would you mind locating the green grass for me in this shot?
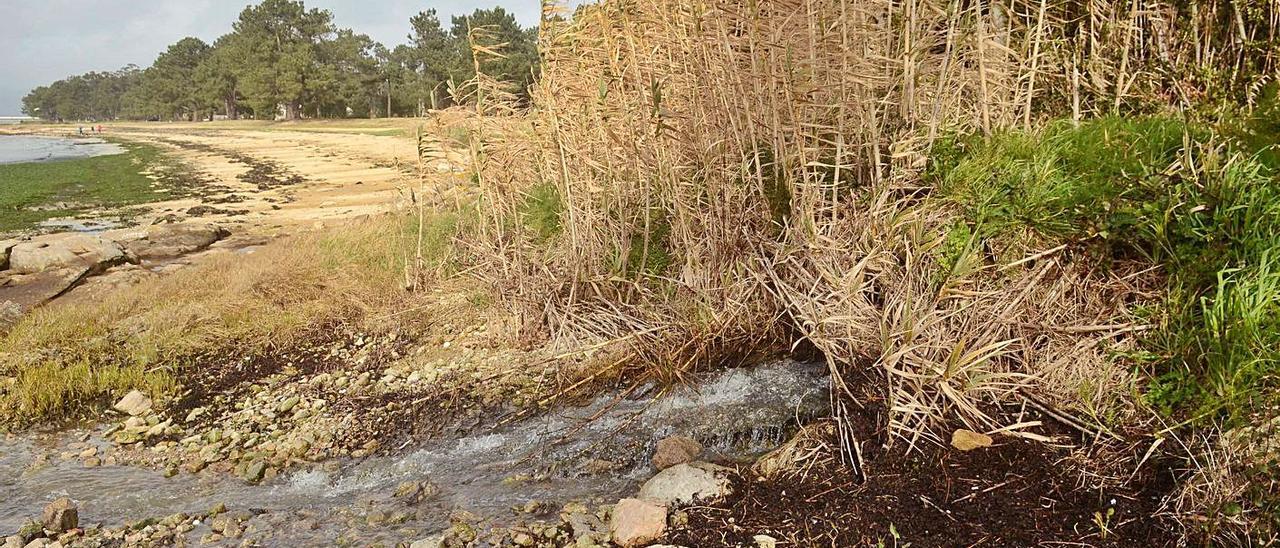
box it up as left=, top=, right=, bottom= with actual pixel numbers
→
left=929, top=116, right=1280, bottom=426
left=0, top=141, right=175, bottom=234
left=931, top=115, right=1280, bottom=533
left=518, top=183, right=563, bottom=241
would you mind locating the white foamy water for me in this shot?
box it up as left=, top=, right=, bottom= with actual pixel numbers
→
left=0, top=135, right=124, bottom=165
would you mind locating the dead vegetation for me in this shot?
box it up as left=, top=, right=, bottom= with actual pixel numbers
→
left=422, top=0, right=1280, bottom=541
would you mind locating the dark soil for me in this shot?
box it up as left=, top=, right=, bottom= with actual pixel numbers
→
left=664, top=367, right=1183, bottom=547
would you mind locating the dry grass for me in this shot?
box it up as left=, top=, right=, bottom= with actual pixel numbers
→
left=0, top=215, right=439, bottom=425
left=444, top=0, right=1280, bottom=440
left=417, top=0, right=1280, bottom=538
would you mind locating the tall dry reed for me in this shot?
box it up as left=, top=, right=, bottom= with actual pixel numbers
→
left=437, top=0, right=1278, bottom=446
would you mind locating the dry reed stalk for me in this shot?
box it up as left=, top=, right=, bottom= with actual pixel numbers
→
left=427, top=0, right=1279, bottom=448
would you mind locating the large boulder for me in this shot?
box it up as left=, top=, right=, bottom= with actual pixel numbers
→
left=122, top=223, right=229, bottom=261
left=652, top=436, right=702, bottom=470
left=7, top=234, right=128, bottom=274
left=638, top=462, right=734, bottom=506
left=41, top=497, right=78, bottom=533
left=609, top=498, right=667, bottom=547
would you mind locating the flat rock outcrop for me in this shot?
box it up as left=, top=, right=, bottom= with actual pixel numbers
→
left=7, top=233, right=128, bottom=274
left=122, top=223, right=230, bottom=261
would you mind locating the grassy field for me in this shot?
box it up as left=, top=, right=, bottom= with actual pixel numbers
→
left=0, top=140, right=174, bottom=234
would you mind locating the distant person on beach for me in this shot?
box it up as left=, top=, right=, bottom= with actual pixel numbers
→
left=77, top=126, right=84, bottom=135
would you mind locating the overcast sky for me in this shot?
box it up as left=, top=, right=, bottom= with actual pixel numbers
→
left=0, top=0, right=540, bottom=115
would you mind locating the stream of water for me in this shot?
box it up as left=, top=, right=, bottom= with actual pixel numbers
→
left=0, top=361, right=829, bottom=545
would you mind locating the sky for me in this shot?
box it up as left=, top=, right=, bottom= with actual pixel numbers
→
left=0, top=0, right=541, bottom=115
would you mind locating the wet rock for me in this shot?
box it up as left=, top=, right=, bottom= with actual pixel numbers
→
left=42, top=497, right=78, bottom=533
left=112, top=390, right=153, bottom=416
left=951, top=429, right=993, bottom=451
left=638, top=462, right=734, bottom=506
left=7, top=234, right=128, bottom=274
left=652, top=436, right=702, bottom=470
left=15, top=522, right=42, bottom=544
left=609, top=498, right=667, bottom=547
left=393, top=480, right=439, bottom=504
left=240, top=460, right=268, bottom=483
left=122, top=223, right=229, bottom=261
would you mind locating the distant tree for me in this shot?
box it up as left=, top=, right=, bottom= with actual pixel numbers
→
left=449, top=7, right=539, bottom=102
left=311, top=29, right=384, bottom=117
left=404, top=9, right=458, bottom=111
left=130, top=37, right=212, bottom=120
left=23, top=66, right=141, bottom=120
left=226, top=0, right=336, bottom=120
left=21, top=2, right=541, bottom=121
left=196, top=35, right=244, bottom=120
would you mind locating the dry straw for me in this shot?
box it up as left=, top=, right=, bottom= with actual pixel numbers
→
left=435, top=0, right=1279, bottom=449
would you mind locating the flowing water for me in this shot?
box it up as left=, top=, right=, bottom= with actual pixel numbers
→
left=0, top=361, right=829, bottom=545
left=0, top=135, right=124, bottom=165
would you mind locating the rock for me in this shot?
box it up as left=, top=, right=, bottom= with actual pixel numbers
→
left=609, top=498, right=667, bottom=547
left=240, top=460, right=267, bottom=483
left=0, top=239, right=17, bottom=271
left=0, top=301, right=20, bottom=327
left=393, top=480, right=439, bottom=504
left=112, top=390, right=153, bottom=416
left=7, top=234, right=128, bottom=274
left=3, top=536, right=21, bottom=548
left=122, top=224, right=229, bottom=261
left=408, top=534, right=444, bottom=548
left=22, top=539, right=50, bottom=548
left=563, top=505, right=606, bottom=539
left=15, top=523, right=42, bottom=544
left=83, top=457, right=101, bottom=468
left=753, top=534, right=778, bottom=548
left=638, top=462, right=734, bottom=506
left=0, top=265, right=93, bottom=315
left=951, top=429, right=993, bottom=451
left=652, top=436, right=702, bottom=470
left=42, top=497, right=78, bottom=533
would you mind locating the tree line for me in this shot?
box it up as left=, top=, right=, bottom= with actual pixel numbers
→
left=22, top=0, right=538, bottom=121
